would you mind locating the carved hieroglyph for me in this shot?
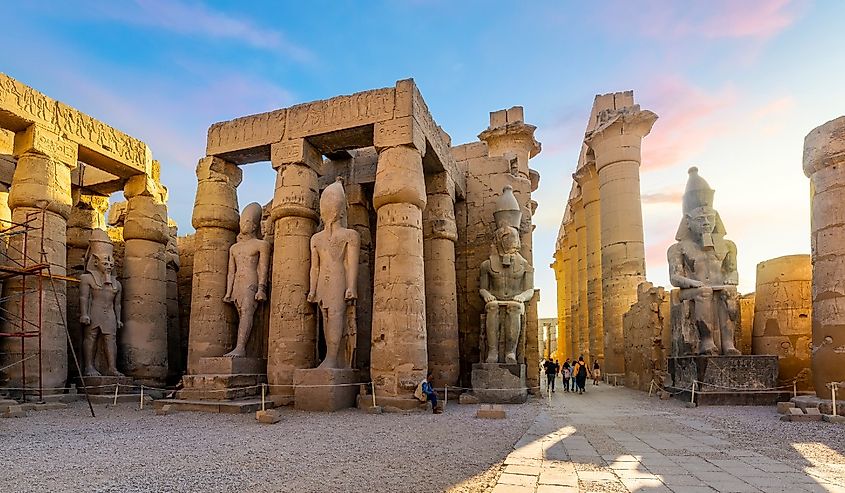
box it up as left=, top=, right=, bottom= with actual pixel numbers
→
left=668, top=167, right=741, bottom=357
left=223, top=203, right=271, bottom=357
left=803, top=116, right=845, bottom=399
left=307, top=179, right=360, bottom=369
left=79, top=229, right=123, bottom=377
left=479, top=185, right=535, bottom=364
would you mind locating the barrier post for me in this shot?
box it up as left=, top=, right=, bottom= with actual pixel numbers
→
left=793, top=380, right=797, bottom=398
left=371, top=382, right=377, bottom=408
left=648, top=380, right=654, bottom=397
left=140, top=385, right=144, bottom=410
left=832, top=384, right=837, bottom=417
left=113, top=383, right=119, bottom=405
left=690, top=381, right=696, bottom=405
left=444, top=386, right=448, bottom=410
left=261, top=383, right=266, bottom=412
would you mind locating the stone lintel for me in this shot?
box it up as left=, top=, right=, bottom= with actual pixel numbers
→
left=270, top=138, right=322, bottom=171
left=803, top=116, right=845, bottom=177
left=13, top=124, right=77, bottom=167
left=206, top=109, right=286, bottom=164
left=0, top=73, right=150, bottom=177
left=373, top=116, right=426, bottom=153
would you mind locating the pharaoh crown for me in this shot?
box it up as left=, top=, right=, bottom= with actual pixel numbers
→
left=494, top=185, right=522, bottom=230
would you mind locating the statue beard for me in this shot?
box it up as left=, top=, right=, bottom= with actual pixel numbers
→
left=701, top=233, right=715, bottom=248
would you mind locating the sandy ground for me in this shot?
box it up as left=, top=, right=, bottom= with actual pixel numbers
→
left=0, top=397, right=542, bottom=493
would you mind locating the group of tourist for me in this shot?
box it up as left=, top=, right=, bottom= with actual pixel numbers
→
left=541, top=356, right=600, bottom=394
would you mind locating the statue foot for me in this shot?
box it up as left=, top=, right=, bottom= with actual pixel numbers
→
left=699, top=347, right=719, bottom=356
left=107, top=369, right=125, bottom=377
left=223, top=347, right=246, bottom=358
left=485, top=354, right=498, bottom=364
left=317, top=358, right=337, bottom=370
left=83, top=368, right=101, bottom=377
left=505, top=353, right=517, bottom=364
left=723, top=347, right=741, bottom=356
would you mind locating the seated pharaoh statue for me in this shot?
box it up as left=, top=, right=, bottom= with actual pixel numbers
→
left=668, top=167, right=741, bottom=356
left=479, top=185, right=535, bottom=365
left=223, top=202, right=271, bottom=357
left=307, top=178, right=360, bottom=369
left=79, top=229, right=123, bottom=377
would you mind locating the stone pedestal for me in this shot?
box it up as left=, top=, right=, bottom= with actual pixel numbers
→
left=156, top=356, right=268, bottom=413
left=668, top=355, right=779, bottom=405
left=294, top=368, right=361, bottom=412
left=77, top=375, right=136, bottom=395
left=471, top=363, right=528, bottom=404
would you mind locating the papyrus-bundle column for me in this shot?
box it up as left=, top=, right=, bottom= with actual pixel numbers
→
left=423, top=172, right=460, bottom=388
left=572, top=193, right=589, bottom=361
left=565, top=219, right=578, bottom=359
left=2, top=124, right=76, bottom=392
left=803, top=116, right=845, bottom=399
left=186, top=157, right=242, bottom=372
left=585, top=106, right=657, bottom=376
left=575, top=162, right=604, bottom=365
left=370, top=118, right=428, bottom=402
left=551, top=243, right=570, bottom=362
left=121, top=169, right=170, bottom=386
left=267, top=139, right=321, bottom=402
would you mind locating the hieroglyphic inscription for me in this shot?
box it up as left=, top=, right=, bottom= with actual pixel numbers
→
left=285, top=88, right=394, bottom=139
left=206, top=109, right=286, bottom=157
left=0, top=73, right=147, bottom=171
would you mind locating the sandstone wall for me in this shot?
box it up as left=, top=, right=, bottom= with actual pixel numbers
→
left=622, top=282, right=671, bottom=391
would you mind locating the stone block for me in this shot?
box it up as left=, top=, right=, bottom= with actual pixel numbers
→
left=78, top=375, right=137, bottom=395
left=823, top=414, right=845, bottom=423
left=805, top=407, right=821, bottom=416
left=777, top=401, right=796, bottom=414
left=366, top=406, right=383, bottom=415
left=459, top=393, right=480, bottom=405
left=658, top=391, right=671, bottom=400
left=477, top=404, right=506, bottom=419
left=471, top=363, right=528, bottom=404
left=194, top=356, right=265, bottom=375
left=294, top=368, right=361, bottom=412
left=2, top=405, right=26, bottom=418
left=155, top=404, right=172, bottom=416
left=787, top=407, right=804, bottom=415
left=667, top=355, right=779, bottom=405
left=256, top=409, right=281, bottom=424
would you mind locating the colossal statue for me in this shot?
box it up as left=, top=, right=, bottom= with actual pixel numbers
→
left=479, top=185, right=535, bottom=364
left=307, top=179, right=360, bottom=369
left=668, top=167, right=741, bottom=356
left=223, top=202, right=271, bottom=357
left=79, top=229, right=124, bottom=377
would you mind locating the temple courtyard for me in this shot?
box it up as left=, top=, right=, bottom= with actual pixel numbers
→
left=1, top=386, right=842, bottom=493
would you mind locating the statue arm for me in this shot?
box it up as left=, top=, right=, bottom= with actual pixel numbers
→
left=515, top=265, right=535, bottom=303
left=114, top=280, right=123, bottom=328
left=479, top=261, right=496, bottom=303
left=223, top=247, right=236, bottom=302
left=257, top=241, right=270, bottom=289
left=79, top=275, right=91, bottom=324
left=307, top=236, right=319, bottom=302
left=723, top=240, right=739, bottom=285
left=668, top=244, right=701, bottom=288
left=344, top=232, right=360, bottom=300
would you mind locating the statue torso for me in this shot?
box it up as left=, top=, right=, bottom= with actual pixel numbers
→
left=230, top=238, right=269, bottom=301
left=81, top=273, right=120, bottom=334
left=312, top=227, right=356, bottom=305
left=485, top=252, right=531, bottom=299
left=677, top=238, right=730, bottom=286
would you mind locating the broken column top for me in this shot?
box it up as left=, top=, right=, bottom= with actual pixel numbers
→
left=803, top=116, right=845, bottom=176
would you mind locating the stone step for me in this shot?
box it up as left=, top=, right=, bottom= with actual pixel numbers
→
left=177, top=386, right=260, bottom=401
left=181, top=373, right=266, bottom=390
left=153, top=398, right=271, bottom=414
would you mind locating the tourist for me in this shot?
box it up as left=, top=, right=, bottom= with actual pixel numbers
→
left=544, top=358, right=557, bottom=392
left=562, top=361, right=571, bottom=392
left=575, top=356, right=588, bottom=394
left=415, top=371, right=442, bottom=414
left=593, top=361, right=601, bottom=385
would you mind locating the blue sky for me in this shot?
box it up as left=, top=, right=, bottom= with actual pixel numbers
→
left=2, top=0, right=843, bottom=318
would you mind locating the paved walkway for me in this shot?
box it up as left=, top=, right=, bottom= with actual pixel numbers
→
left=491, top=381, right=845, bottom=493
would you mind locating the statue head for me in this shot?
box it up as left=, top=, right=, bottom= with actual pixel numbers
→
left=239, top=202, right=263, bottom=239
left=496, top=225, right=521, bottom=255
left=85, top=229, right=115, bottom=285
left=320, top=178, right=347, bottom=227
left=493, top=185, right=523, bottom=257
left=675, top=167, right=726, bottom=246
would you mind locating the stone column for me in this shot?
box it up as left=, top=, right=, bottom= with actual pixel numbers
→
left=267, top=139, right=320, bottom=402
left=572, top=194, right=589, bottom=361
left=803, top=116, right=845, bottom=399
left=346, top=184, right=374, bottom=373
left=423, top=172, right=460, bottom=388
left=575, top=162, right=604, bottom=365
left=121, top=170, right=169, bottom=386
left=586, top=106, right=657, bottom=375
left=165, top=219, right=181, bottom=381
left=371, top=119, right=428, bottom=403
left=187, top=157, right=242, bottom=372
left=2, top=124, right=76, bottom=392
left=66, top=193, right=109, bottom=380
left=552, top=244, right=569, bottom=362
left=565, top=219, right=578, bottom=359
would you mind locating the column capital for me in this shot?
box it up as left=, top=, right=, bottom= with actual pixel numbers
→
left=373, top=117, right=426, bottom=154
left=585, top=106, right=657, bottom=170
left=271, top=138, right=322, bottom=171
left=14, top=124, right=78, bottom=167
left=192, top=156, right=241, bottom=231
left=803, top=116, right=845, bottom=177
left=124, top=160, right=168, bottom=203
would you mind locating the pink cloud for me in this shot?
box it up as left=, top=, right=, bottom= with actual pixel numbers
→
left=641, top=190, right=683, bottom=205
left=640, top=75, right=738, bottom=170
left=598, top=0, right=804, bottom=40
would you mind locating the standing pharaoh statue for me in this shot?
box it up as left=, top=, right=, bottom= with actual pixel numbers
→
left=223, top=202, right=271, bottom=357
left=668, top=167, right=741, bottom=356
left=479, top=185, right=535, bottom=364
left=79, top=229, right=123, bottom=377
left=307, top=179, right=360, bottom=369
left=308, top=179, right=361, bottom=368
